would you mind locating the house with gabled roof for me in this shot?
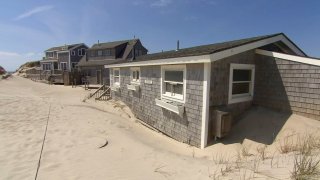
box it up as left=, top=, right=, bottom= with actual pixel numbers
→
left=77, top=39, right=148, bottom=85
left=105, top=33, right=320, bottom=148
left=40, top=43, right=88, bottom=83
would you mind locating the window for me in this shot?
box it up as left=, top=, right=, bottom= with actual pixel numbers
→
left=161, top=65, right=186, bottom=102
left=228, top=64, right=255, bottom=104
left=71, top=51, right=75, bottom=56
left=60, top=62, right=67, bottom=70
left=78, top=49, right=85, bottom=56
left=104, top=49, right=111, bottom=56
left=113, top=68, right=120, bottom=86
left=71, top=62, right=77, bottom=69
left=97, top=50, right=103, bottom=56
left=47, top=52, right=54, bottom=58
left=131, top=67, right=140, bottom=84
left=42, top=63, right=51, bottom=70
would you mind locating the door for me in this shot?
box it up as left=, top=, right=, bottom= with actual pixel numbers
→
left=96, top=70, right=102, bottom=84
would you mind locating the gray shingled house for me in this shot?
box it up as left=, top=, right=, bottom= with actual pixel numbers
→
left=77, top=39, right=148, bottom=85
left=40, top=43, right=88, bottom=83
left=105, top=33, right=320, bottom=149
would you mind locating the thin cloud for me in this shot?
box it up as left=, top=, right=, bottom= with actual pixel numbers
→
left=151, top=0, right=172, bottom=7
left=0, top=51, right=20, bottom=57
left=14, top=5, right=54, bottom=21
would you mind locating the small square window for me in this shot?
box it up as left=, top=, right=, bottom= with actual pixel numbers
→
left=131, top=67, right=140, bottom=83
left=161, top=65, right=185, bottom=102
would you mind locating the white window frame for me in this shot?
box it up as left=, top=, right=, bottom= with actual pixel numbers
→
left=113, top=68, right=120, bottom=86
left=161, top=65, right=186, bottom=103
left=78, top=49, right=85, bottom=56
left=60, top=62, right=67, bottom=71
left=228, top=63, right=255, bottom=104
left=42, top=63, right=51, bottom=70
left=130, top=67, right=140, bottom=84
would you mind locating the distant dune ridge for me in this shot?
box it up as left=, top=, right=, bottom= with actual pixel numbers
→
left=14, top=60, right=40, bottom=77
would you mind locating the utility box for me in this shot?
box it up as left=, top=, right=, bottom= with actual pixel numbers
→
left=213, top=109, right=232, bottom=139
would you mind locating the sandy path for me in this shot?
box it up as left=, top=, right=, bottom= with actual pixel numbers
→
left=0, top=77, right=212, bottom=180
left=2, top=76, right=320, bottom=180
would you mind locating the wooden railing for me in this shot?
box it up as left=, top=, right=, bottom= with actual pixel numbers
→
left=89, top=84, right=111, bottom=101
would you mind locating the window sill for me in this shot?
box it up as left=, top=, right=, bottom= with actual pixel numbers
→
left=155, top=98, right=184, bottom=116
left=127, top=84, right=140, bottom=91
left=130, top=81, right=140, bottom=85
left=228, top=95, right=253, bottom=104
left=110, top=85, right=120, bottom=92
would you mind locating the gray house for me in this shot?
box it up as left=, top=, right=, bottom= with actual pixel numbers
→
left=105, top=33, right=320, bottom=149
left=39, top=43, right=88, bottom=83
left=77, top=39, right=148, bottom=85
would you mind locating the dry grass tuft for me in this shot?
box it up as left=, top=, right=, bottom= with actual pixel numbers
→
left=257, top=145, right=268, bottom=160
left=291, top=153, right=320, bottom=180
left=241, top=145, right=253, bottom=157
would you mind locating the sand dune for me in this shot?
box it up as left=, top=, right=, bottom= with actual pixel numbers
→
left=1, top=76, right=320, bottom=179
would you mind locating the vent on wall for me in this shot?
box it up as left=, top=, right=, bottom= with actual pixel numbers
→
left=213, top=109, right=232, bottom=140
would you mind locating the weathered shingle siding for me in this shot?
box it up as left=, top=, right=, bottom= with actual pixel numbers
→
left=70, top=44, right=87, bottom=63
left=110, top=64, right=204, bottom=147
left=210, top=51, right=255, bottom=111
left=254, top=54, right=320, bottom=120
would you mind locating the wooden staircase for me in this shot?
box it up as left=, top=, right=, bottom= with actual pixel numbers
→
left=89, top=84, right=111, bottom=101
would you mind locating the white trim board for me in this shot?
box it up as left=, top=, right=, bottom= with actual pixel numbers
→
left=106, top=55, right=211, bottom=68
left=256, top=49, right=320, bottom=67
left=40, top=60, right=57, bottom=63
left=210, top=34, right=305, bottom=62
left=200, top=62, right=211, bottom=149
left=105, top=34, right=306, bottom=68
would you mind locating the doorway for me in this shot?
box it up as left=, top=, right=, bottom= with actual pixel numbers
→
left=96, top=70, right=102, bottom=84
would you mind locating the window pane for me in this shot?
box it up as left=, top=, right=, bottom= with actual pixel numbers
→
left=98, top=50, right=103, bottom=56
left=164, top=70, right=183, bottom=82
left=165, top=83, right=171, bottom=93
left=173, top=84, right=183, bottom=95
left=136, top=71, right=139, bottom=80
left=232, top=82, right=250, bottom=95
left=132, top=71, right=136, bottom=79
left=114, top=70, right=119, bottom=76
left=233, top=69, right=251, bottom=81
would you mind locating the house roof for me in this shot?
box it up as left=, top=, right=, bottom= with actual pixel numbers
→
left=45, top=43, right=86, bottom=52
left=105, top=33, right=307, bottom=68
left=77, top=39, right=142, bottom=67
left=76, top=55, right=127, bottom=67
left=135, top=33, right=305, bottom=62
left=90, top=39, right=139, bottom=50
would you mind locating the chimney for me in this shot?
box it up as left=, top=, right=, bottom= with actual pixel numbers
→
left=176, top=40, right=180, bottom=51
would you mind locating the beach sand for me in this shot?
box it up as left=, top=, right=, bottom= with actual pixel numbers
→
left=1, top=76, right=320, bottom=179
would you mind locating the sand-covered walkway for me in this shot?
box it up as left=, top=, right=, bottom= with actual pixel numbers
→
left=0, top=76, right=214, bottom=180
left=1, top=76, right=320, bottom=180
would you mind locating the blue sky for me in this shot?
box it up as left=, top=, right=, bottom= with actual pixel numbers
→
left=0, top=0, right=319, bottom=71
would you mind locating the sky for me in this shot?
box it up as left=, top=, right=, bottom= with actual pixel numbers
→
left=0, top=0, right=319, bottom=71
